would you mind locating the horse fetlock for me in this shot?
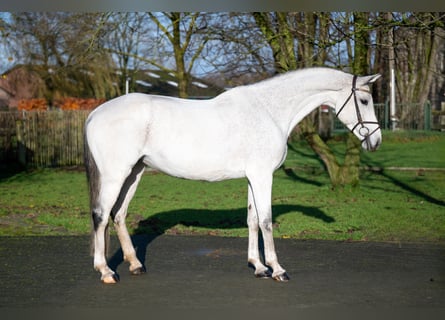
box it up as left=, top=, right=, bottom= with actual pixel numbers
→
left=255, top=269, right=272, bottom=279
left=101, top=272, right=119, bottom=284
left=95, top=264, right=118, bottom=283
left=128, top=259, right=146, bottom=275
left=272, top=270, right=290, bottom=282
left=130, top=265, right=146, bottom=275
left=265, top=260, right=289, bottom=281
left=249, top=259, right=270, bottom=278
left=272, top=272, right=290, bottom=282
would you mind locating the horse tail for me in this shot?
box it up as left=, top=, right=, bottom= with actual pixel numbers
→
left=84, top=127, right=110, bottom=257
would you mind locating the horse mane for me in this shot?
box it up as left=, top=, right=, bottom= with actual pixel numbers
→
left=248, top=67, right=351, bottom=92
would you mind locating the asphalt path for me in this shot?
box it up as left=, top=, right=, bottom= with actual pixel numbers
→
left=0, top=235, right=444, bottom=314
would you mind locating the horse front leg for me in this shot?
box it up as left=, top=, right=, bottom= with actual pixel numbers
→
left=247, top=183, right=271, bottom=278
left=247, top=174, right=289, bottom=282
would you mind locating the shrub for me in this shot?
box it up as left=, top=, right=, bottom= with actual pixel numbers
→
left=17, top=98, right=48, bottom=111
left=54, top=98, right=106, bottom=110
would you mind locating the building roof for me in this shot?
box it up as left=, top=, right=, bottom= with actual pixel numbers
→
left=131, top=69, right=224, bottom=98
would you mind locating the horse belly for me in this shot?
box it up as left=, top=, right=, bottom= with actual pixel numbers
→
left=142, top=141, right=246, bottom=182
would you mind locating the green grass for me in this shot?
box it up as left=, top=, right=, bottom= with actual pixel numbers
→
left=0, top=130, right=444, bottom=242
left=285, top=130, right=445, bottom=169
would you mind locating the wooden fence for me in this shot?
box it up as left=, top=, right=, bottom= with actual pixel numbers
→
left=1, top=110, right=91, bottom=167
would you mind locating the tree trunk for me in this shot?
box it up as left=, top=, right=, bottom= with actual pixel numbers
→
left=417, top=13, right=442, bottom=106
left=340, top=132, right=361, bottom=187
left=170, top=12, right=188, bottom=98
left=299, top=117, right=339, bottom=182
left=299, top=118, right=361, bottom=187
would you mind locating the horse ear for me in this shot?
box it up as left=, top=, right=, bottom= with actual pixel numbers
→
left=360, top=74, right=382, bottom=85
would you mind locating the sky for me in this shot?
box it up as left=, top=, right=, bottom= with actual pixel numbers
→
left=0, top=12, right=13, bottom=74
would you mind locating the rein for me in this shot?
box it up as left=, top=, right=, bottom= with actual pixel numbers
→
left=336, top=75, right=380, bottom=145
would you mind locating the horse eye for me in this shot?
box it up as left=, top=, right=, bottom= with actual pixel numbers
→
left=360, top=99, right=369, bottom=106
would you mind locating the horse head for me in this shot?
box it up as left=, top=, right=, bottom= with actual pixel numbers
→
left=335, top=74, right=382, bottom=152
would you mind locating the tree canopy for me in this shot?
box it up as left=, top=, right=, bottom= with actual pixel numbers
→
left=1, top=12, right=443, bottom=105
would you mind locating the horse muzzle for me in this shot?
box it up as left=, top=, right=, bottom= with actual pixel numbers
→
left=355, top=123, right=381, bottom=152
left=362, top=134, right=381, bottom=152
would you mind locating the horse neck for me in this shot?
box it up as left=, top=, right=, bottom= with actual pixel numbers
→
left=247, top=71, right=345, bottom=137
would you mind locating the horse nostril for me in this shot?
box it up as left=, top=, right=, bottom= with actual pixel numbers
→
left=362, top=136, right=381, bottom=152
left=371, top=138, right=382, bottom=152
left=376, top=138, right=382, bottom=149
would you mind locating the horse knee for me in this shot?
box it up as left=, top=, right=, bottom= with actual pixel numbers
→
left=259, top=219, right=273, bottom=234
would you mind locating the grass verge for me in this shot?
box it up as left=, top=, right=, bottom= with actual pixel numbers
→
left=0, top=130, right=444, bottom=242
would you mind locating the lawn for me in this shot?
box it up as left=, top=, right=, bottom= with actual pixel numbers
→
left=0, top=130, right=444, bottom=242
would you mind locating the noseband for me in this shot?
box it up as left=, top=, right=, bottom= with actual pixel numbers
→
left=335, top=75, right=380, bottom=144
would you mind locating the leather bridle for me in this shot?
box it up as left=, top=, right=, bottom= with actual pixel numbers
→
left=335, top=75, right=380, bottom=145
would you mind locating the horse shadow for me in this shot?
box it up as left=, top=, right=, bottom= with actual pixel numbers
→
left=108, top=204, right=334, bottom=272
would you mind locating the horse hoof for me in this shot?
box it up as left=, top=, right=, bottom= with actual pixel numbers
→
left=255, top=269, right=272, bottom=279
left=130, top=266, right=146, bottom=275
left=102, top=273, right=119, bottom=284
left=273, top=272, right=290, bottom=282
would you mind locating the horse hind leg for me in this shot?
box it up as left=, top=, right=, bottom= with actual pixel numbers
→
left=92, top=178, right=126, bottom=284
left=111, top=159, right=146, bottom=276
left=92, top=167, right=140, bottom=283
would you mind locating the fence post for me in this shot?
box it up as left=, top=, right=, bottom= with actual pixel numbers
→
left=15, top=116, right=26, bottom=166
left=384, top=99, right=390, bottom=130
left=424, top=101, right=431, bottom=131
